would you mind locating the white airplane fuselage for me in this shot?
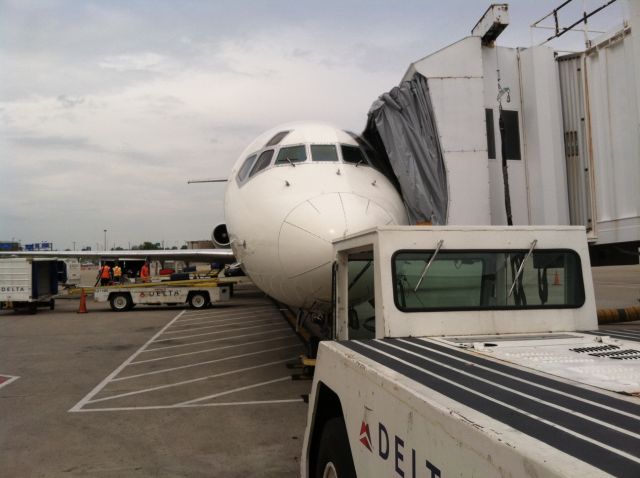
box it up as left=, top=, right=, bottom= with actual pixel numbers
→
left=224, top=123, right=408, bottom=310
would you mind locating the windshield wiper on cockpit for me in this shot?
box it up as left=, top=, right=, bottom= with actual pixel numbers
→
left=285, top=157, right=296, bottom=167
left=414, top=239, right=444, bottom=292
left=508, top=239, right=537, bottom=297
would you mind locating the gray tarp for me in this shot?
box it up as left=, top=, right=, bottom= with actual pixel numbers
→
left=363, top=73, right=448, bottom=225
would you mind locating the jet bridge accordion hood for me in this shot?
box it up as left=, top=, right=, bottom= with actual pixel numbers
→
left=363, top=73, right=448, bottom=225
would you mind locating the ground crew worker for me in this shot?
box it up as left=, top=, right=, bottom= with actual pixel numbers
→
left=140, top=261, right=150, bottom=283
left=99, top=263, right=111, bottom=286
left=113, top=263, right=122, bottom=284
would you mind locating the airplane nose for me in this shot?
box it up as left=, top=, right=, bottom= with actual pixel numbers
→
left=278, top=192, right=397, bottom=279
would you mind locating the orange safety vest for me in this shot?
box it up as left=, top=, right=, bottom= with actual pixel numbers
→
left=113, top=266, right=122, bottom=277
left=140, top=264, right=150, bottom=278
left=100, top=265, right=111, bottom=279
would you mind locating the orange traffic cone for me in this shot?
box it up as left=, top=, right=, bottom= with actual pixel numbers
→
left=78, top=288, right=88, bottom=314
left=553, top=271, right=561, bottom=286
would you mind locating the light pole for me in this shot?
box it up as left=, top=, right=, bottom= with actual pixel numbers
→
left=73, top=241, right=76, bottom=251
left=104, top=229, right=107, bottom=251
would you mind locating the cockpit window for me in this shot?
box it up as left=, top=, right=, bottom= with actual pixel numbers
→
left=341, top=144, right=368, bottom=165
left=311, top=145, right=339, bottom=162
left=265, top=131, right=290, bottom=147
left=237, top=154, right=257, bottom=182
left=276, top=145, right=307, bottom=165
left=249, top=149, right=275, bottom=177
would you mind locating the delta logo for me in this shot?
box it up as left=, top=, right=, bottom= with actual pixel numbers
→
left=357, top=417, right=441, bottom=478
left=360, top=419, right=373, bottom=451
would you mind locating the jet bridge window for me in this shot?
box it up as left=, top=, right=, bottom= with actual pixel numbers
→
left=485, top=109, right=496, bottom=159
left=341, top=144, right=368, bottom=165
left=275, top=145, right=307, bottom=165
left=249, top=149, right=275, bottom=177
left=501, top=110, right=521, bottom=160
left=393, top=249, right=584, bottom=311
left=237, top=154, right=257, bottom=183
left=311, top=145, right=338, bottom=162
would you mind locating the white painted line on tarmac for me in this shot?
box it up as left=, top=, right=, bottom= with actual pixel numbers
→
left=69, top=310, right=186, bottom=413
left=113, top=344, right=302, bottom=381
left=169, top=312, right=278, bottom=326
left=164, top=317, right=279, bottom=334
left=177, top=376, right=291, bottom=405
left=171, top=312, right=278, bottom=326
left=172, top=316, right=227, bottom=325
left=171, top=313, right=280, bottom=327
left=71, top=398, right=303, bottom=412
left=151, top=321, right=282, bottom=343
left=180, top=309, right=279, bottom=320
left=86, top=358, right=296, bottom=404
left=182, top=304, right=274, bottom=314
left=0, top=375, right=20, bottom=390
left=142, top=327, right=291, bottom=352
left=179, top=306, right=275, bottom=320
left=130, top=334, right=296, bottom=364
left=184, top=398, right=303, bottom=407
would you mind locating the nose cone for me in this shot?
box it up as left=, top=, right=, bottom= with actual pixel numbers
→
left=278, top=192, right=400, bottom=305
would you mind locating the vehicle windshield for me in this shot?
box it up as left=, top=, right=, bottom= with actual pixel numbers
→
left=393, top=249, right=585, bottom=311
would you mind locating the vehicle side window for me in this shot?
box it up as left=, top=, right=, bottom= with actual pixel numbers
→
left=276, top=145, right=307, bottom=165
left=311, top=145, right=338, bottom=162
left=237, top=154, right=257, bottom=182
left=341, top=144, right=367, bottom=165
left=249, top=150, right=275, bottom=177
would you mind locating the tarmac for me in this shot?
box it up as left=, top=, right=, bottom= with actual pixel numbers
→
left=0, top=284, right=309, bottom=477
left=0, top=265, right=638, bottom=477
left=591, top=264, right=640, bottom=309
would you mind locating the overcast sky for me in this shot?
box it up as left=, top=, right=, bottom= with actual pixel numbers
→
left=0, top=0, right=628, bottom=250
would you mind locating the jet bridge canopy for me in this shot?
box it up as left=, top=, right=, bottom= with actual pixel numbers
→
left=363, top=73, right=448, bottom=225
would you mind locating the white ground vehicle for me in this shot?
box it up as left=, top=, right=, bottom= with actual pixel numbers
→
left=0, top=258, right=58, bottom=314
left=302, top=226, right=640, bottom=477
left=58, top=258, right=81, bottom=286
left=94, top=281, right=232, bottom=311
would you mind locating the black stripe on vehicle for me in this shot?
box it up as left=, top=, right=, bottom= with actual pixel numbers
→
left=387, top=338, right=639, bottom=435
left=404, top=337, right=640, bottom=417
left=369, top=339, right=639, bottom=456
left=584, top=329, right=640, bottom=344
left=341, top=340, right=640, bottom=478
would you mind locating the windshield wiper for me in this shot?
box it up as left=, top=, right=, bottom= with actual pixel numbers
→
left=508, top=239, right=537, bottom=297
left=414, top=239, right=444, bottom=292
left=285, top=157, right=296, bottom=167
